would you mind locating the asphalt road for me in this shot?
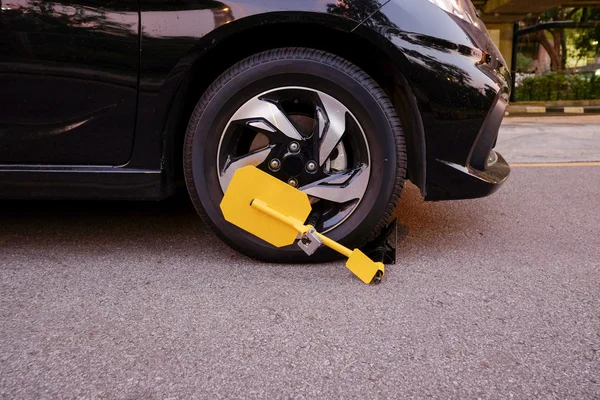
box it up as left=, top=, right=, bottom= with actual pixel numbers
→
left=1, top=117, right=599, bottom=399
left=497, top=115, right=600, bottom=163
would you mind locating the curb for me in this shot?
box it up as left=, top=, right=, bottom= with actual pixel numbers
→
left=508, top=105, right=600, bottom=115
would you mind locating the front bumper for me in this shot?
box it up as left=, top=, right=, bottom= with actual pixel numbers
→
left=375, top=0, right=512, bottom=201
left=426, top=91, right=511, bottom=201
left=426, top=152, right=510, bottom=201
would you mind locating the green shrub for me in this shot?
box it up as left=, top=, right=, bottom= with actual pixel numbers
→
left=516, top=53, right=534, bottom=72
left=515, top=72, right=600, bottom=101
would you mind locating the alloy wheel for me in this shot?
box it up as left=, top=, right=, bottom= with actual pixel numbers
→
left=216, top=86, right=371, bottom=233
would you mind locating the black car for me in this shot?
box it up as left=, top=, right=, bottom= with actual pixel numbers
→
left=1, top=0, right=510, bottom=262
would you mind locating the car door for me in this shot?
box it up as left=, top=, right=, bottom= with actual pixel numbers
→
left=0, top=0, right=138, bottom=165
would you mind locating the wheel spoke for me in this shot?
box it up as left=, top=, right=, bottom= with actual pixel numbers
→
left=230, top=97, right=303, bottom=141
left=247, top=121, right=276, bottom=133
left=299, top=164, right=369, bottom=203
left=220, top=145, right=275, bottom=190
left=316, top=91, right=347, bottom=166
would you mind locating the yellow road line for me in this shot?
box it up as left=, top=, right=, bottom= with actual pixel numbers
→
left=511, top=162, right=600, bottom=168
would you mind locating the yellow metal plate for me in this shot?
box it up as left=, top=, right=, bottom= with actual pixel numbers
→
left=346, top=249, right=385, bottom=284
left=220, top=166, right=312, bottom=248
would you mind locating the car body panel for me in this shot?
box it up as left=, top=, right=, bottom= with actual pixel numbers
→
left=0, top=0, right=139, bottom=165
left=365, top=0, right=511, bottom=199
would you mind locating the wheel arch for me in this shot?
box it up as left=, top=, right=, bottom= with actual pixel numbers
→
left=162, top=13, right=427, bottom=195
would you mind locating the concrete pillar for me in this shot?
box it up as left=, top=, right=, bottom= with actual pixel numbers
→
left=486, top=23, right=515, bottom=71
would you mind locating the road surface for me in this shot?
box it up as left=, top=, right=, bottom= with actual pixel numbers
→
left=1, top=116, right=599, bottom=399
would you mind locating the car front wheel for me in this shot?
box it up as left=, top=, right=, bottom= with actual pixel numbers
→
left=184, top=48, right=407, bottom=262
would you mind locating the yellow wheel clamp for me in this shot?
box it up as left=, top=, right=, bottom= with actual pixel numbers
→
left=220, top=165, right=385, bottom=284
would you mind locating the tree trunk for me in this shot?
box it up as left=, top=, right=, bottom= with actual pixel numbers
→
left=553, top=30, right=562, bottom=70
left=560, top=29, right=567, bottom=70
left=536, top=30, right=561, bottom=71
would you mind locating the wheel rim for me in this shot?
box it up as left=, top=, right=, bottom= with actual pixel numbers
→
left=216, top=86, right=371, bottom=234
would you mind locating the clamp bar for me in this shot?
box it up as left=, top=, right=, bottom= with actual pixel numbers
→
left=252, top=198, right=352, bottom=257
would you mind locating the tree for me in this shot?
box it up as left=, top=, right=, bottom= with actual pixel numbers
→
left=526, top=8, right=572, bottom=71
left=573, top=8, right=600, bottom=60
left=521, top=7, right=600, bottom=72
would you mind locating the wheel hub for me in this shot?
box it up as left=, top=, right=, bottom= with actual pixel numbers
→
left=282, top=154, right=305, bottom=177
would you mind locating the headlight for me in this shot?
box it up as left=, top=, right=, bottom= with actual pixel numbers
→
left=426, top=0, right=481, bottom=28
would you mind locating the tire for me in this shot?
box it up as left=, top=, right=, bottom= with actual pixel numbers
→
left=183, top=48, right=407, bottom=263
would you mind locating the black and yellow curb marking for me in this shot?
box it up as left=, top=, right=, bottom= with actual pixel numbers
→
left=508, top=106, right=600, bottom=115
